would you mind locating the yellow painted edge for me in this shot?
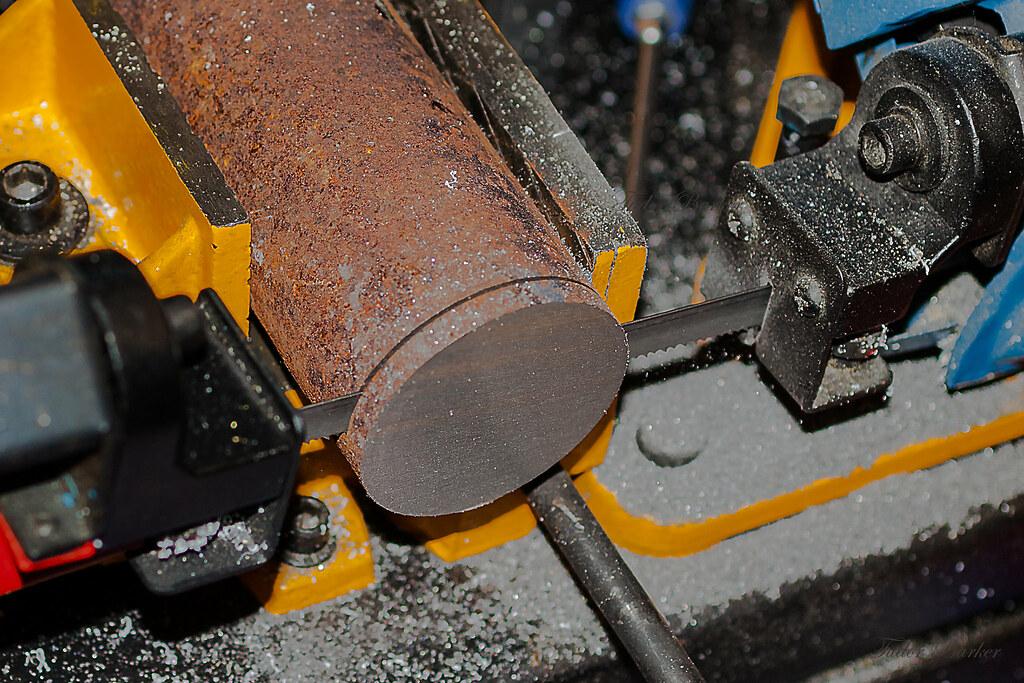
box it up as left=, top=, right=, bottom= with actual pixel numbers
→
left=138, top=219, right=251, bottom=332
left=392, top=493, right=538, bottom=563
left=604, top=244, right=647, bottom=324
left=209, top=223, right=253, bottom=334
left=578, top=411, right=1024, bottom=558
left=591, top=246, right=615, bottom=302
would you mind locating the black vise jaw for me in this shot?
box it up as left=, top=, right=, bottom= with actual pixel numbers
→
left=703, top=29, right=1024, bottom=413
left=0, top=251, right=300, bottom=592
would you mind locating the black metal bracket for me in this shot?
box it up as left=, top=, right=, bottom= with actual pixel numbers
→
left=0, top=251, right=300, bottom=592
left=704, top=29, right=1024, bottom=412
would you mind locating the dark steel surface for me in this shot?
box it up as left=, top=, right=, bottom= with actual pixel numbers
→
left=298, top=392, right=360, bottom=442
left=116, top=0, right=626, bottom=515
left=363, top=280, right=626, bottom=515
left=882, top=324, right=958, bottom=358
left=526, top=466, right=705, bottom=683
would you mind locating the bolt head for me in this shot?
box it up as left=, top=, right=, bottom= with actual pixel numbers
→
left=2, top=161, right=54, bottom=204
left=725, top=197, right=757, bottom=242
left=859, top=128, right=889, bottom=173
left=776, top=75, right=844, bottom=137
left=281, top=494, right=335, bottom=567
left=0, top=160, right=63, bottom=238
left=793, top=275, right=825, bottom=318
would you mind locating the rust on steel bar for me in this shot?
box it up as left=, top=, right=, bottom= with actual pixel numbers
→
left=396, top=0, right=646, bottom=265
left=115, top=0, right=627, bottom=516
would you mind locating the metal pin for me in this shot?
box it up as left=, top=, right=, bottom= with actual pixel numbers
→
left=625, top=4, right=666, bottom=221
left=525, top=466, right=706, bottom=683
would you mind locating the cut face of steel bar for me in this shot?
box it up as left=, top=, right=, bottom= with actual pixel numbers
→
left=526, top=466, right=706, bottom=683
left=116, top=0, right=626, bottom=516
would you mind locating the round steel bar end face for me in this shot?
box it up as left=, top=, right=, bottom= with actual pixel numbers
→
left=0, top=161, right=89, bottom=263
left=361, top=297, right=627, bottom=517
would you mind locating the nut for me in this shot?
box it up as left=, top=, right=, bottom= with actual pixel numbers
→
left=777, top=75, right=844, bottom=137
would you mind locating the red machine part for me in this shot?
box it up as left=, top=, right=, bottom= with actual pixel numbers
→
left=0, top=515, right=97, bottom=595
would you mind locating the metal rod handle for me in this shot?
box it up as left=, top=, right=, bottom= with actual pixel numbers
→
left=525, top=466, right=705, bottom=683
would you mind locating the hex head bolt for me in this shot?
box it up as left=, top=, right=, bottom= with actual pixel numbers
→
left=858, top=112, right=924, bottom=177
left=0, top=161, right=62, bottom=235
left=776, top=75, right=843, bottom=158
left=777, top=75, right=844, bottom=138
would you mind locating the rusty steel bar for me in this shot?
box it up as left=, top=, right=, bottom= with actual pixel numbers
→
left=115, top=0, right=627, bottom=516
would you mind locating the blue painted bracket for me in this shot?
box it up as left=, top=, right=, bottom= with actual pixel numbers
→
left=947, top=236, right=1024, bottom=390
left=851, top=2, right=1024, bottom=73
left=814, top=0, right=1024, bottom=51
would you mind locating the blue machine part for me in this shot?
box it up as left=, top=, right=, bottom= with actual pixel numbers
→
left=947, top=236, right=1024, bottom=390
left=852, top=2, right=1024, bottom=74
left=616, top=0, right=694, bottom=41
left=945, top=0, right=1024, bottom=390
left=814, top=0, right=1024, bottom=51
